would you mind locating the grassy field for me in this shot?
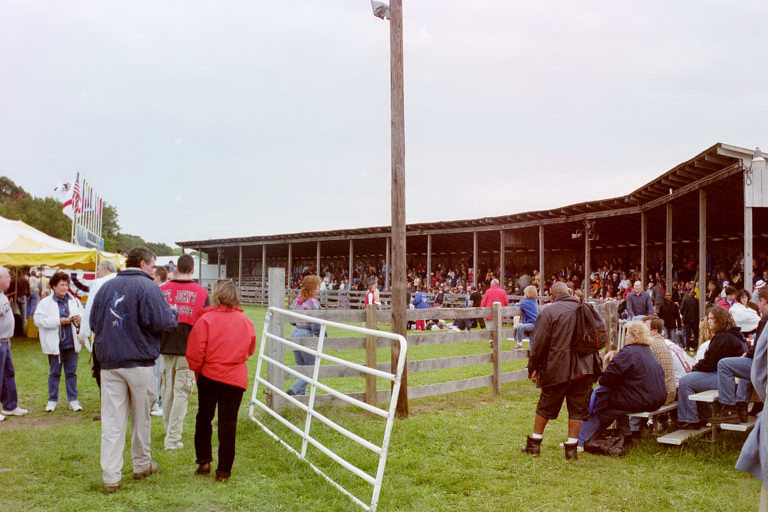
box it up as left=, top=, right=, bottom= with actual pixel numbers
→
left=0, top=306, right=761, bottom=511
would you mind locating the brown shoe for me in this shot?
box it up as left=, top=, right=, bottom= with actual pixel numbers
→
left=103, top=482, right=121, bottom=494
left=195, top=463, right=211, bottom=475
left=133, top=461, right=159, bottom=480
left=216, top=476, right=229, bottom=483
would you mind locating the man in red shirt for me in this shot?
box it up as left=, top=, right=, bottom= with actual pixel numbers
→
left=481, top=278, right=509, bottom=328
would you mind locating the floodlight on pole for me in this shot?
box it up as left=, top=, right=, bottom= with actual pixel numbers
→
left=371, top=1, right=390, bottom=19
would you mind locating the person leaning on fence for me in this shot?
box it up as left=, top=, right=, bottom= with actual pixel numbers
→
left=523, top=281, right=601, bottom=460
left=286, top=275, right=322, bottom=396
left=186, top=280, right=256, bottom=483
left=626, top=281, right=653, bottom=320
left=577, top=322, right=666, bottom=453
left=515, top=285, right=538, bottom=350
left=480, top=278, right=508, bottom=330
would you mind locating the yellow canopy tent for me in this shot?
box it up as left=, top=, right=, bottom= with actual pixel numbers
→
left=0, top=216, right=125, bottom=270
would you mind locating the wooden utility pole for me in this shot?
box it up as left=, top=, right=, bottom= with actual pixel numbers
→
left=389, top=0, right=408, bottom=418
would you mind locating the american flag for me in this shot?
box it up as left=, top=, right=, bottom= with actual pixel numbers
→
left=72, top=172, right=82, bottom=214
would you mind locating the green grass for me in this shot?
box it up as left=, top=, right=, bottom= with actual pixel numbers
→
left=0, top=307, right=761, bottom=511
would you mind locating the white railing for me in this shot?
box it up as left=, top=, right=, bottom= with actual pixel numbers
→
left=248, top=307, right=407, bottom=512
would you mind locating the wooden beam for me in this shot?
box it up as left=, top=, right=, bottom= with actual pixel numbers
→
left=499, top=229, right=505, bottom=285
left=426, top=234, right=432, bottom=289
left=640, top=162, right=742, bottom=212
left=385, top=236, right=390, bottom=290
left=640, top=212, right=646, bottom=285
left=287, top=242, right=292, bottom=287
left=666, top=203, right=673, bottom=289
left=538, top=225, right=545, bottom=298
left=389, top=0, right=407, bottom=419
left=473, top=231, right=478, bottom=286
left=699, top=189, right=707, bottom=320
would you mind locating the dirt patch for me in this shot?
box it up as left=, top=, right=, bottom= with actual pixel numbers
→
left=0, top=412, right=85, bottom=432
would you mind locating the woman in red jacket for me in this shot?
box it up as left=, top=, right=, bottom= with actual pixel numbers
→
left=186, top=280, right=256, bottom=482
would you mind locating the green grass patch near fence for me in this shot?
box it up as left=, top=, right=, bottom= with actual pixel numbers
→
left=0, top=306, right=760, bottom=511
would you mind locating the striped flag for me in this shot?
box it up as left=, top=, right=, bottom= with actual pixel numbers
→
left=72, top=173, right=82, bottom=214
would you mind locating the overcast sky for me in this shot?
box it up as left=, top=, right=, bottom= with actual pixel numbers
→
left=2, top=1, right=767, bottom=246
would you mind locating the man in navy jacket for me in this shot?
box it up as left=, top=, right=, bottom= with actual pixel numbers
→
left=91, top=246, right=178, bottom=494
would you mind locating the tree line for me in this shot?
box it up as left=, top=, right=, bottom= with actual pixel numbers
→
left=0, top=176, right=177, bottom=256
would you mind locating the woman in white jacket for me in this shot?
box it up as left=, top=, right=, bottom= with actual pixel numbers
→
left=33, top=271, right=83, bottom=412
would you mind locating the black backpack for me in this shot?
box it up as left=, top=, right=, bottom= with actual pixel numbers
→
left=572, top=302, right=608, bottom=355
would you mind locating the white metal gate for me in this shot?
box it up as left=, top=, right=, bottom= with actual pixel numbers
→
left=248, top=306, right=407, bottom=512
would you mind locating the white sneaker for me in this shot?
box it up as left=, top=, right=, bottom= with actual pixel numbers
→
left=151, top=407, right=163, bottom=417
left=2, top=406, right=28, bottom=416
left=164, top=441, right=183, bottom=451
left=0, top=413, right=5, bottom=422
left=69, top=400, right=83, bottom=412
left=45, top=401, right=57, bottom=412
left=515, top=342, right=523, bottom=349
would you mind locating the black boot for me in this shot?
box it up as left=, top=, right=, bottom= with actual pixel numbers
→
left=710, top=403, right=740, bottom=423
left=521, top=436, right=542, bottom=455
left=749, top=402, right=763, bottom=417
left=563, top=442, right=578, bottom=460
left=736, top=402, right=749, bottom=423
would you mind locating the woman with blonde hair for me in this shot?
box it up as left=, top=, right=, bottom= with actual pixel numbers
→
left=286, top=275, right=323, bottom=396
left=577, top=321, right=666, bottom=451
left=514, top=285, right=539, bottom=350
left=187, top=280, right=256, bottom=482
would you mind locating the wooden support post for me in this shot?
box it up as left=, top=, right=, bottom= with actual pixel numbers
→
left=584, top=227, right=590, bottom=299
left=238, top=246, right=243, bottom=295
left=261, top=245, right=266, bottom=305
left=745, top=206, right=753, bottom=293
left=499, top=229, right=505, bottom=288
left=365, top=304, right=378, bottom=405
left=287, top=242, right=292, bottom=288
left=316, top=241, right=321, bottom=277
left=384, top=237, right=390, bottom=290
left=426, top=234, right=432, bottom=290
left=491, top=301, right=502, bottom=395
left=348, top=239, right=354, bottom=289
left=472, top=232, right=478, bottom=286
left=389, top=0, right=408, bottom=419
left=538, top=225, right=545, bottom=298
left=267, top=267, right=286, bottom=413
left=640, top=212, right=647, bottom=285
left=666, top=203, right=673, bottom=290
left=196, top=246, right=202, bottom=277
left=699, top=189, right=707, bottom=320
left=217, top=247, right=221, bottom=279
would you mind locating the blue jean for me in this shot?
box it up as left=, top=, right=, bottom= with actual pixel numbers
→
left=578, top=409, right=631, bottom=446
left=515, top=323, right=535, bottom=343
left=288, top=326, right=316, bottom=396
left=0, top=341, right=19, bottom=410
left=48, top=348, right=79, bottom=402
left=717, top=357, right=753, bottom=406
left=27, top=291, right=39, bottom=317
left=677, top=371, right=718, bottom=422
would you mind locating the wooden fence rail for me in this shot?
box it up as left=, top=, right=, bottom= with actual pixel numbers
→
left=261, top=268, right=618, bottom=412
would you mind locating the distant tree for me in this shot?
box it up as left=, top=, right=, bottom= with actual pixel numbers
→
left=114, top=233, right=146, bottom=253
left=146, top=242, right=174, bottom=256
left=0, top=190, right=71, bottom=241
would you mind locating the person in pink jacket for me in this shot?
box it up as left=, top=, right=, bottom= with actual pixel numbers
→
left=186, top=280, right=256, bottom=483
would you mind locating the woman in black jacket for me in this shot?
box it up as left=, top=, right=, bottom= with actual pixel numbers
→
left=676, top=305, right=747, bottom=429
left=577, top=321, right=666, bottom=448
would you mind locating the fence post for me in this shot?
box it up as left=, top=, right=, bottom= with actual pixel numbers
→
left=492, top=301, right=502, bottom=395
left=267, top=267, right=286, bottom=413
left=365, top=304, right=378, bottom=405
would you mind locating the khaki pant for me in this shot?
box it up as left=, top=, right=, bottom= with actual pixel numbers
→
left=100, top=366, right=157, bottom=484
left=161, top=354, right=195, bottom=448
